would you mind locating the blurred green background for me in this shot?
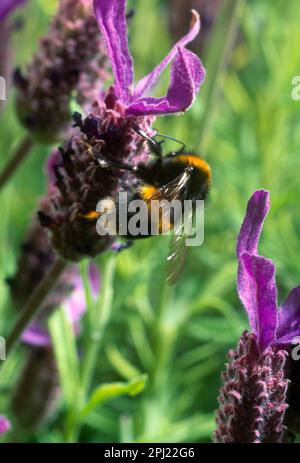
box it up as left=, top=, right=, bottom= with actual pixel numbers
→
left=0, top=0, right=300, bottom=443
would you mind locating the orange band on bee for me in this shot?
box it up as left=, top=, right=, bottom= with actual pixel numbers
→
left=175, top=154, right=211, bottom=180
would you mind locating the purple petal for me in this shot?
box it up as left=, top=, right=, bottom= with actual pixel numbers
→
left=0, top=0, right=26, bottom=21
left=236, top=190, right=270, bottom=259
left=133, top=10, right=201, bottom=99
left=238, top=253, right=277, bottom=351
left=126, top=47, right=205, bottom=116
left=0, top=415, right=11, bottom=435
left=93, top=0, right=133, bottom=103
left=22, top=323, right=51, bottom=347
left=275, top=286, right=300, bottom=344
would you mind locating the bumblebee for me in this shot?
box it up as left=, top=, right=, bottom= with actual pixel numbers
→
left=82, top=127, right=211, bottom=284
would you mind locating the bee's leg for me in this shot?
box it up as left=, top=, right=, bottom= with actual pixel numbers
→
left=112, top=240, right=133, bottom=253
left=96, top=157, right=138, bottom=173
left=130, top=123, right=162, bottom=158
left=97, top=156, right=151, bottom=184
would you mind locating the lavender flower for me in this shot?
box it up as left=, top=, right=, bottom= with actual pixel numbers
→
left=39, top=0, right=205, bottom=261
left=0, top=415, right=11, bottom=435
left=214, top=190, right=300, bottom=443
left=37, top=118, right=142, bottom=261
left=14, top=0, right=108, bottom=142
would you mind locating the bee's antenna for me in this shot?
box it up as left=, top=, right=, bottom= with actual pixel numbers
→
left=154, top=131, right=186, bottom=152
left=130, top=123, right=162, bottom=157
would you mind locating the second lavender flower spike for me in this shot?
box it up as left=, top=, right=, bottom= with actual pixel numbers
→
left=214, top=190, right=300, bottom=443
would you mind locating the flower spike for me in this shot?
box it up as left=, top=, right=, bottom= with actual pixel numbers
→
left=215, top=189, right=300, bottom=441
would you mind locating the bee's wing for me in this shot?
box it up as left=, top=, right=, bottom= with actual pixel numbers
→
left=165, top=200, right=196, bottom=285
left=145, top=168, right=192, bottom=234
left=166, top=232, right=188, bottom=286
left=146, top=168, right=192, bottom=284
left=147, top=168, right=192, bottom=203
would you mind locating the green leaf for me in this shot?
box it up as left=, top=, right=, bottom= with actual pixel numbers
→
left=37, top=0, right=58, bottom=15
left=80, top=259, right=95, bottom=326
left=106, top=344, right=142, bottom=380
left=49, top=307, right=81, bottom=409
left=197, top=0, right=245, bottom=148
left=81, top=375, right=148, bottom=418
left=81, top=257, right=116, bottom=394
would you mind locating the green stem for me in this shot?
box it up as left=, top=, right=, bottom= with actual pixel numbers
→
left=81, top=257, right=116, bottom=395
left=197, top=0, right=245, bottom=148
left=0, top=136, right=34, bottom=191
left=80, top=260, right=94, bottom=326
left=64, top=257, right=115, bottom=442
left=4, top=257, right=67, bottom=358
left=151, top=285, right=176, bottom=390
